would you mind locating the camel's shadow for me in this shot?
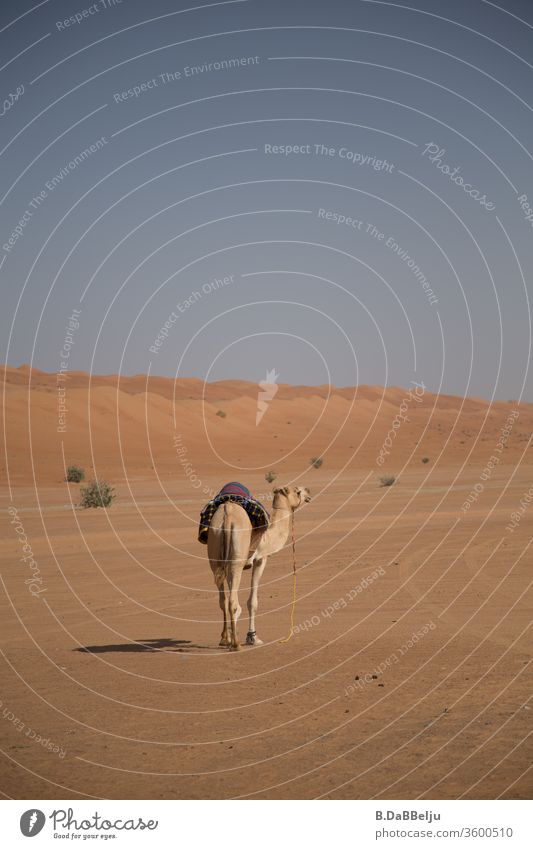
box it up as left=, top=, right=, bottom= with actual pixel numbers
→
left=75, top=638, right=210, bottom=653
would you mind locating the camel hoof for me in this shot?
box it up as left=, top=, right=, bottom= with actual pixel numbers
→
left=229, top=644, right=242, bottom=652
left=219, top=638, right=230, bottom=647
left=246, top=632, right=263, bottom=646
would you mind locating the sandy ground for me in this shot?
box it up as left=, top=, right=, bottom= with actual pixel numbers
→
left=1, top=366, right=531, bottom=799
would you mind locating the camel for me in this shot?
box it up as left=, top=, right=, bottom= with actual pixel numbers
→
left=207, top=485, right=311, bottom=650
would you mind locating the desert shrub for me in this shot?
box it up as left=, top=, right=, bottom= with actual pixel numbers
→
left=66, top=465, right=85, bottom=483
left=310, top=456, right=323, bottom=469
left=80, top=480, right=116, bottom=509
left=216, top=409, right=226, bottom=418
left=379, top=475, right=396, bottom=487
left=422, top=456, right=430, bottom=464
left=265, top=471, right=277, bottom=483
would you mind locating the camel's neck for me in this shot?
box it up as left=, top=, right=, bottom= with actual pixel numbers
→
left=261, top=500, right=292, bottom=555
left=270, top=504, right=292, bottom=534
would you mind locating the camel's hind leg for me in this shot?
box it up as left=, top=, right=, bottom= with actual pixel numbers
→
left=246, top=558, right=266, bottom=646
left=216, top=578, right=230, bottom=647
left=227, top=567, right=244, bottom=651
left=207, top=503, right=251, bottom=651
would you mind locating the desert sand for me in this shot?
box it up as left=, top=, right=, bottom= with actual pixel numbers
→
left=1, top=364, right=531, bottom=799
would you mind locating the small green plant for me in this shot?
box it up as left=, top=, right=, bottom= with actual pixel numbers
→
left=379, top=475, right=396, bottom=487
left=80, top=480, right=116, bottom=509
left=216, top=409, right=226, bottom=418
left=310, top=456, right=323, bottom=469
left=422, top=456, right=430, bottom=464
left=66, top=465, right=85, bottom=483
left=265, top=471, right=277, bottom=483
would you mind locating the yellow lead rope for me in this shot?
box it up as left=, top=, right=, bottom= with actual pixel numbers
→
left=279, top=510, right=297, bottom=644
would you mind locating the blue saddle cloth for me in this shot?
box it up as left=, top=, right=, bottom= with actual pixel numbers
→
left=198, top=482, right=269, bottom=544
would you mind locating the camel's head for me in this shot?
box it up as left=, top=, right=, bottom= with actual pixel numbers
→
left=273, top=485, right=311, bottom=509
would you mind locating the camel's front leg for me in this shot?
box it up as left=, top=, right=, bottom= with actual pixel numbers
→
left=246, top=558, right=266, bottom=646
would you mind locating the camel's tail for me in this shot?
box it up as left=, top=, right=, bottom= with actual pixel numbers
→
left=213, top=524, right=234, bottom=585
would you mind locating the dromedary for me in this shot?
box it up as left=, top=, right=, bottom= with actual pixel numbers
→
left=207, top=485, right=311, bottom=650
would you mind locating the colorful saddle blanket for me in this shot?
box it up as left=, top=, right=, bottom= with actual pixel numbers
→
left=198, top=481, right=269, bottom=544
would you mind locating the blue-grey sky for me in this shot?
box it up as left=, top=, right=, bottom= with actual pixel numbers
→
left=1, top=0, right=532, bottom=400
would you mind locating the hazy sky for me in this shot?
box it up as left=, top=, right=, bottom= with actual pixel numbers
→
left=1, top=0, right=532, bottom=400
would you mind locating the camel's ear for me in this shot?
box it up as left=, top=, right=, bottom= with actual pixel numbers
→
left=273, top=486, right=289, bottom=496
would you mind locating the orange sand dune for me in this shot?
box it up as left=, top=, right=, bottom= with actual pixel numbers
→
left=2, top=364, right=531, bottom=486
left=3, top=363, right=500, bottom=409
